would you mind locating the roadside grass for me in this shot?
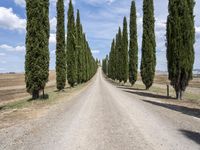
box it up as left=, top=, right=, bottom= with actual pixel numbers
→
left=131, top=83, right=200, bottom=103
left=0, top=82, right=88, bottom=112
left=105, top=75, right=200, bottom=104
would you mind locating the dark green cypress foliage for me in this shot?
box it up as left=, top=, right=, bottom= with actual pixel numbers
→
left=67, top=0, right=77, bottom=87
left=86, top=42, right=90, bottom=81
left=25, top=0, right=50, bottom=99
left=56, top=0, right=66, bottom=91
left=102, top=57, right=108, bottom=75
left=82, top=33, right=87, bottom=82
left=166, top=0, right=195, bottom=99
left=115, top=28, right=123, bottom=82
left=122, top=17, right=128, bottom=83
left=76, top=10, right=83, bottom=84
left=140, top=0, right=156, bottom=89
left=108, top=39, right=115, bottom=79
left=129, top=1, right=138, bottom=86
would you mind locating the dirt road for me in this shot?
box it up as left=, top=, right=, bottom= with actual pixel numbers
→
left=0, top=68, right=200, bottom=150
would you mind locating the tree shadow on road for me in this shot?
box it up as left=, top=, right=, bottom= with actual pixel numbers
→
left=142, top=100, right=200, bottom=118
left=117, top=86, right=146, bottom=91
left=123, top=90, right=173, bottom=99
left=179, top=129, right=200, bottom=145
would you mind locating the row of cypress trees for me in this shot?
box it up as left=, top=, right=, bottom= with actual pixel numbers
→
left=106, top=17, right=129, bottom=84
left=25, top=0, right=97, bottom=99
left=58, top=0, right=97, bottom=89
left=105, top=0, right=151, bottom=87
left=67, top=0, right=97, bottom=88
left=104, top=0, right=195, bottom=99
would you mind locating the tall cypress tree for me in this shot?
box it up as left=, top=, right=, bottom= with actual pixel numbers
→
left=140, top=0, right=156, bottom=89
left=109, top=39, right=115, bottom=79
left=129, top=1, right=138, bottom=86
left=116, top=27, right=123, bottom=82
left=25, top=0, right=50, bottom=99
left=82, top=33, right=87, bottom=82
left=166, top=0, right=195, bottom=99
left=76, top=10, right=84, bottom=84
left=56, top=0, right=66, bottom=91
left=122, top=17, right=128, bottom=83
left=67, top=0, right=77, bottom=87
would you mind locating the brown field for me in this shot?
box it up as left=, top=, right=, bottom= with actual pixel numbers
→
left=0, top=71, right=56, bottom=104
left=0, top=71, right=199, bottom=105
left=140, top=74, right=200, bottom=89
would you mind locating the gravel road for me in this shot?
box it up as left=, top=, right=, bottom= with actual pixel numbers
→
left=0, top=68, right=200, bottom=150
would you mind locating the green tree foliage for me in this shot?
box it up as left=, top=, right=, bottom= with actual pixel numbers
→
left=108, top=39, right=116, bottom=79
left=129, top=1, right=138, bottom=86
left=82, top=34, right=87, bottom=82
left=122, top=17, right=128, bottom=83
left=76, top=10, right=84, bottom=84
left=116, top=27, right=123, bottom=82
left=140, top=0, right=156, bottom=89
left=25, top=0, right=50, bottom=99
left=56, top=0, right=66, bottom=91
left=66, top=3, right=97, bottom=85
left=166, top=0, right=195, bottom=99
left=102, top=55, right=108, bottom=75
left=67, top=0, right=77, bottom=87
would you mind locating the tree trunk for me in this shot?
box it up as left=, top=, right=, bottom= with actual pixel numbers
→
left=32, top=90, right=39, bottom=100
left=180, top=91, right=183, bottom=100
left=176, top=90, right=179, bottom=99
left=176, top=90, right=183, bottom=100
left=43, top=89, right=45, bottom=99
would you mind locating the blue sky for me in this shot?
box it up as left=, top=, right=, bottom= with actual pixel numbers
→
left=0, top=0, right=200, bottom=73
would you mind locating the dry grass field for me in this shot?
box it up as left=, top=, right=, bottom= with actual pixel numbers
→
left=0, top=71, right=199, bottom=105
left=0, top=71, right=56, bottom=104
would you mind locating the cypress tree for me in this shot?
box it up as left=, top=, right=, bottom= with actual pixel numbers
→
left=67, top=0, right=77, bottom=87
left=140, top=0, right=156, bottom=90
left=109, top=39, right=115, bottom=79
left=166, top=0, right=195, bottom=99
left=129, top=1, right=138, bottom=86
left=85, top=41, right=90, bottom=81
left=122, top=17, right=128, bottom=83
left=76, top=10, right=84, bottom=84
left=116, top=27, right=122, bottom=82
left=82, top=33, right=87, bottom=82
left=56, top=0, right=66, bottom=91
left=25, top=0, right=50, bottom=99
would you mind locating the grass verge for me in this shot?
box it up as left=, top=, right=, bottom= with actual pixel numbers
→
left=0, top=82, right=89, bottom=112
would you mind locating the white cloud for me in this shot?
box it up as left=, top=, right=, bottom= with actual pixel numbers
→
left=92, top=50, right=100, bottom=54
left=14, top=0, right=65, bottom=7
left=0, top=7, right=26, bottom=31
left=195, top=26, right=200, bottom=39
left=155, top=19, right=166, bottom=31
left=0, top=44, right=25, bottom=52
left=14, top=0, right=26, bottom=7
left=49, top=33, right=56, bottom=44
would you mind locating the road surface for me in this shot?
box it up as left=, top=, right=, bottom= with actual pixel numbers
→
left=0, top=68, right=200, bottom=150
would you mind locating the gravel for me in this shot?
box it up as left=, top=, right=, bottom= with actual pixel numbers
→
left=0, top=69, right=200, bottom=150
